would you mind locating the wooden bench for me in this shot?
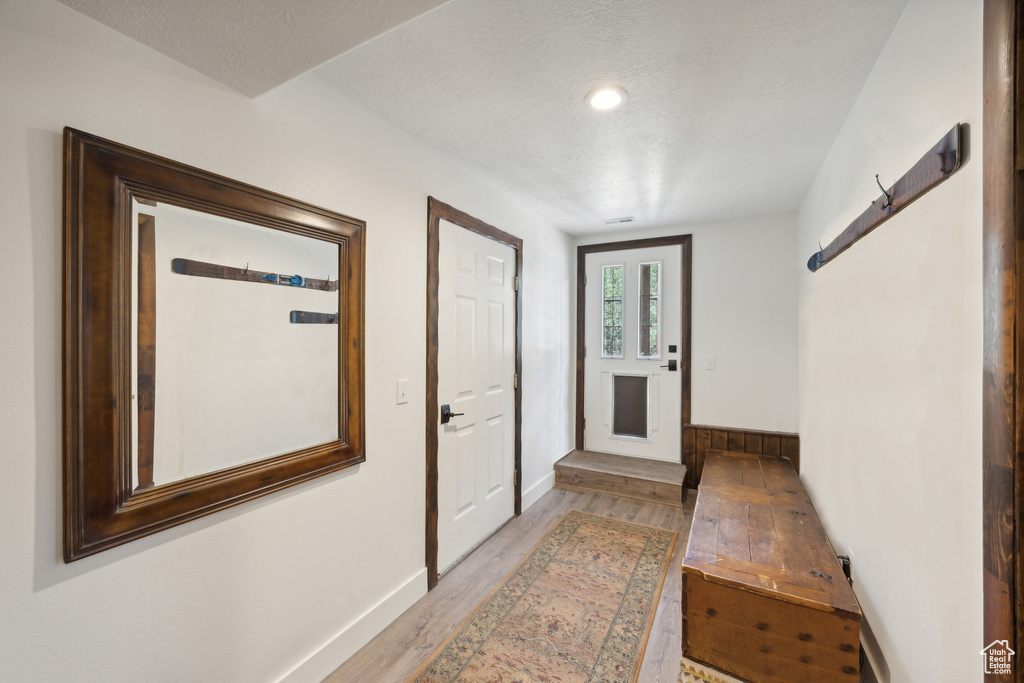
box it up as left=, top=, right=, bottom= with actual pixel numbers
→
left=681, top=451, right=861, bottom=683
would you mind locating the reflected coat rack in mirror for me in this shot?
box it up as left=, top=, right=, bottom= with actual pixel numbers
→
left=63, top=128, right=365, bottom=561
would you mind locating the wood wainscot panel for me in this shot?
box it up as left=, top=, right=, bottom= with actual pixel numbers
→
left=683, top=424, right=800, bottom=488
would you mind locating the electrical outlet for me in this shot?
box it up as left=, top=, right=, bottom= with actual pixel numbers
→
left=396, top=379, right=409, bottom=405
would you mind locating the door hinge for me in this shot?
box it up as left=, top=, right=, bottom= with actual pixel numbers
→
left=513, top=470, right=518, bottom=486
left=514, top=275, right=519, bottom=291
left=583, top=274, right=587, bottom=286
left=513, top=373, right=518, bottom=389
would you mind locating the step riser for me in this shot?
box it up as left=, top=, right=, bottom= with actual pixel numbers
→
left=555, top=467, right=684, bottom=507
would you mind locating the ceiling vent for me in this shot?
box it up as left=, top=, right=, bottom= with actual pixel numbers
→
left=602, top=216, right=637, bottom=225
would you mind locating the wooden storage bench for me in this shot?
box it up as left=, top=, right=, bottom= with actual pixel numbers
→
left=681, top=451, right=861, bottom=683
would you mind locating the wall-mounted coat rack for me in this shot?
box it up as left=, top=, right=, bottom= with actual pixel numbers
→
left=807, top=123, right=964, bottom=272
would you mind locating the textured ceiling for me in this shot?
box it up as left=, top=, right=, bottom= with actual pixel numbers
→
left=58, top=0, right=908, bottom=234
left=316, top=0, right=908, bottom=234
left=55, top=0, right=452, bottom=97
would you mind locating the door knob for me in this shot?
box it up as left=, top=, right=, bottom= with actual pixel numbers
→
left=440, top=403, right=464, bottom=424
left=659, top=360, right=678, bottom=372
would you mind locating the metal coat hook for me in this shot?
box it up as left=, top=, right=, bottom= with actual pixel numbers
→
left=811, top=242, right=824, bottom=268
left=875, top=174, right=893, bottom=209
left=242, top=262, right=249, bottom=276
left=806, top=124, right=963, bottom=273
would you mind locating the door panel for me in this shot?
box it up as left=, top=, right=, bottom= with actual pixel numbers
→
left=486, top=416, right=504, bottom=495
left=456, top=426, right=475, bottom=516
left=584, top=246, right=682, bottom=461
left=487, top=302, right=504, bottom=389
left=437, top=219, right=515, bottom=572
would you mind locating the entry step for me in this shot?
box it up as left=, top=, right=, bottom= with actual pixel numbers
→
left=554, top=450, right=687, bottom=507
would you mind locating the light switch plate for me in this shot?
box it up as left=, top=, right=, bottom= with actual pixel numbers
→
left=396, top=379, right=409, bottom=405
left=705, top=356, right=716, bottom=370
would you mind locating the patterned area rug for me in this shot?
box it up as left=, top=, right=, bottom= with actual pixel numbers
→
left=408, top=510, right=677, bottom=683
left=678, top=657, right=746, bottom=683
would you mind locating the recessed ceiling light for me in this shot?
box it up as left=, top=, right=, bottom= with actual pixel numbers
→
left=586, top=86, right=627, bottom=111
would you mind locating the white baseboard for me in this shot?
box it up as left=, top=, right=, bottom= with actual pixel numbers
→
left=278, top=567, right=427, bottom=683
left=279, top=472, right=554, bottom=682
left=522, top=469, right=555, bottom=511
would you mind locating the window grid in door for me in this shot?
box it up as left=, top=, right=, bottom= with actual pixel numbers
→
left=602, top=264, right=624, bottom=358
left=638, top=261, right=661, bottom=359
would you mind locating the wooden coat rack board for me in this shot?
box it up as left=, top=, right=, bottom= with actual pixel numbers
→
left=807, top=123, right=964, bottom=272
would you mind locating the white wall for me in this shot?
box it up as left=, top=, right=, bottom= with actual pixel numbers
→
left=0, top=1, right=573, bottom=681
left=577, top=212, right=800, bottom=433
left=797, top=1, right=982, bottom=681
left=136, top=202, right=342, bottom=484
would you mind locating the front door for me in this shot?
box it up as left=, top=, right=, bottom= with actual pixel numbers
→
left=436, top=219, right=516, bottom=572
left=583, top=246, right=682, bottom=462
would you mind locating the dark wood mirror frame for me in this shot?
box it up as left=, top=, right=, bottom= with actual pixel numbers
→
left=62, top=128, right=365, bottom=562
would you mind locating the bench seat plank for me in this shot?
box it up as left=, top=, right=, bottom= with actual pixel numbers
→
left=682, top=450, right=861, bottom=683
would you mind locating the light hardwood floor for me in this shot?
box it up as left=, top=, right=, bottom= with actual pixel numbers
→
left=324, top=487, right=697, bottom=683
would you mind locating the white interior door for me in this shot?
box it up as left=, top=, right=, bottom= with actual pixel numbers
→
left=437, top=219, right=516, bottom=573
left=583, top=246, right=682, bottom=462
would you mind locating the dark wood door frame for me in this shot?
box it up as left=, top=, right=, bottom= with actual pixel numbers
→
left=983, top=1, right=1021, bottom=678
left=575, top=235, right=693, bottom=456
left=425, top=196, right=523, bottom=590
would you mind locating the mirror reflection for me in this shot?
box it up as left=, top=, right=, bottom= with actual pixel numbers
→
left=130, top=199, right=340, bottom=489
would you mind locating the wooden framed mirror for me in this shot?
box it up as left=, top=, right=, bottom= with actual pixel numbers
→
left=63, top=128, right=365, bottom=562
